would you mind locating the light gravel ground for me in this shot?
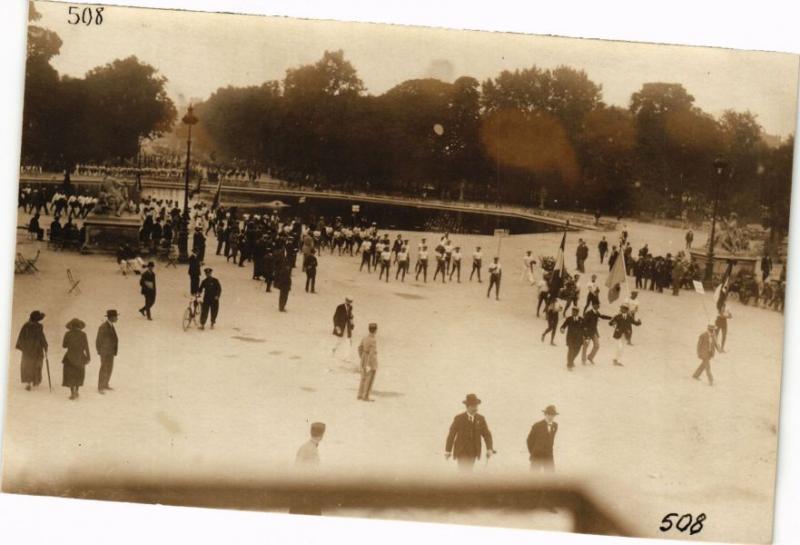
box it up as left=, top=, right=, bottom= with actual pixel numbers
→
left=1, top=217, right=784, bottom=543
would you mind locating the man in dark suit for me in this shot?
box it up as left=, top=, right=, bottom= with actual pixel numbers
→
left=445, top=393, right=495, bottom=472
left=560, top=307, right=585, bottom=371
left=331, top=297, right=354, bottom=360
left=527, top=405, right=559, bottom=511
left=275, top=264, right=292, bottom=312
left=527, top=405, right=558, bottom=471
left=192, top=227, right=206, bottom=262
left=95, top=309, right=119, bottom=393
left=581, top=301, right=611, bottom=365
left=188, top=248, right=201, bottom=295
left=198, top=268, right=222, bottom=329
left=139, top=261, right=156, bottom=320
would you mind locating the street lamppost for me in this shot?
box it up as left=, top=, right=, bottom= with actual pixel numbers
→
left=178, top=104, right=199, bottom=263
left=704, top=157, right=727, bottom=283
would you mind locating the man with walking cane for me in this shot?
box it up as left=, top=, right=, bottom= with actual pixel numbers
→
left=445, top=393, right=495, bottom=472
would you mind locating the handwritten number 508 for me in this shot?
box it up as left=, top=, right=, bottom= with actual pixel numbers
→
left=67, top=6, right=104, bottom=26
left=660, top=513, right=705, bottom=535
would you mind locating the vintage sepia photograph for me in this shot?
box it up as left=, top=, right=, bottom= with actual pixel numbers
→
left=2, top=1, right=798, bottom=543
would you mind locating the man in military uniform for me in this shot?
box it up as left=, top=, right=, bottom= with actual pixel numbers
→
left=445, top=393, right=495, bottom=472
left=290, top=422, right=326, bottom=516
left=198, top=268, right=222, bottom=329
left=357, top=323, right=379, bottom=401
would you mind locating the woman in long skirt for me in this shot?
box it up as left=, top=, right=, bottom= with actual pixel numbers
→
left=62, top=318, right=90, bottom=400
left=15, top=310, right=48, bottom=390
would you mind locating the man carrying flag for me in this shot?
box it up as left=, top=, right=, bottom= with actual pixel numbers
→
left=714, top=260, right=735, bottom=313
left=210, top=173, right=223, bottom=211
left=605, top=244, right=627, bottom=304
left=548, top=232, right=567, bottom=299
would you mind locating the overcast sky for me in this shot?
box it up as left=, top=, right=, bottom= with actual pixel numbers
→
left=35, top=0, right=799, bottom=137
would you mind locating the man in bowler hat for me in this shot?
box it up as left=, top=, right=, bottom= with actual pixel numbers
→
left=527, top=405, right=560, bottom=512
left=139, top=261, right=156, bottom=320
left=95, top=309, right=119, bottom=393
left=445, top=394, right=495, bottom=471
left=527, top=405, right=559, bottom=472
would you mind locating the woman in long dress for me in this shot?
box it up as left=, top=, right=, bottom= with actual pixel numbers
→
left=62, top=318, right=90, bottom=400
left=15, top=310, right=48, bottom=390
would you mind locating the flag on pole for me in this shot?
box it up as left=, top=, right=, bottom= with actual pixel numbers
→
left=605, top=248, right=627, bottom=303
left=714, top=260, right=734, bottom=312
left=548, top=232, right=567, bottom=296
left=211, top=176, right=223, bottom=210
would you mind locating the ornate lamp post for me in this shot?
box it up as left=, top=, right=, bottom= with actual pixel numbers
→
left=178, top=104, right=199, bottom=263
left=704, top=157, right=727, bottom=283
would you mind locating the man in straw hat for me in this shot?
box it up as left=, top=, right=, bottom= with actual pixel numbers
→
left=445, top=393, right=495, bottom=471
left=693, top=324, right=720, bottom=386
left=609, top=303, right=641, bottom=366
left=95, top=309, right=119, bottom=393
left=15, top=310, right=48, bottom=391
left=357, top=323, right=378, bottom=401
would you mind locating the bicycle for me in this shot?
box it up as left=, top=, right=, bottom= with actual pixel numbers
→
left=182, top=295, right=201, bottom=331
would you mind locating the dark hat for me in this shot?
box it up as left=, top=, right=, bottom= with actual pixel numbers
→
left=66, top=318, right=85, bottom=330
left=29, top=310, right=45, bottom=322
left=204, top=267, right=213, bottom=273
left=310, top=422, right=326, bottom=437
left=105, top=309, right=119, bottom=318
left=146, top=261, right=155, bottom=268
left=368, top=322, right=378, bottom=332
left=462, top=393, right=481, bottom=406
left=543, top=405, right=559, bottom=416
left=571, top=307, right=579, bottom=313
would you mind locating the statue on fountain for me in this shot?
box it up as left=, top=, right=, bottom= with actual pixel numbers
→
left=710, top=213, right=752, bottom=255
left=95, top=174, right=136, bottom=216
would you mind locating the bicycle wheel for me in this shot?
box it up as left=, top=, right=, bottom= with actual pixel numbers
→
left=182, top=307, right=193, bottom=331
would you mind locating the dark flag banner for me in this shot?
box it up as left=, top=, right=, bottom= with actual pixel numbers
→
left=548, top=232, right=567, bottom=297
left=714, top=260, right=735, bottom=312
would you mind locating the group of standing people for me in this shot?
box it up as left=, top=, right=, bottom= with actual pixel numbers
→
left=15, top=309, right=119, bottom=399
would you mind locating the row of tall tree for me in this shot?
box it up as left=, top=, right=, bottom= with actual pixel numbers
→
left=190, top=51, right=792, bottom=233
left=20, top=2, right=793, bottom=237
left=22, top=3, right=176, bottom=172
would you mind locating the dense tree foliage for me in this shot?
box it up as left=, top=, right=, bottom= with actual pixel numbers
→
left=19, top=5, right=793, bottom=238
left=21, top=2, right=176, bottom=171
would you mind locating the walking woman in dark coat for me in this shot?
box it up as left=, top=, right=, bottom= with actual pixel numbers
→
left=62, top=318, right=90, bottom=400
left=15, top=310, right=48, bottom=390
